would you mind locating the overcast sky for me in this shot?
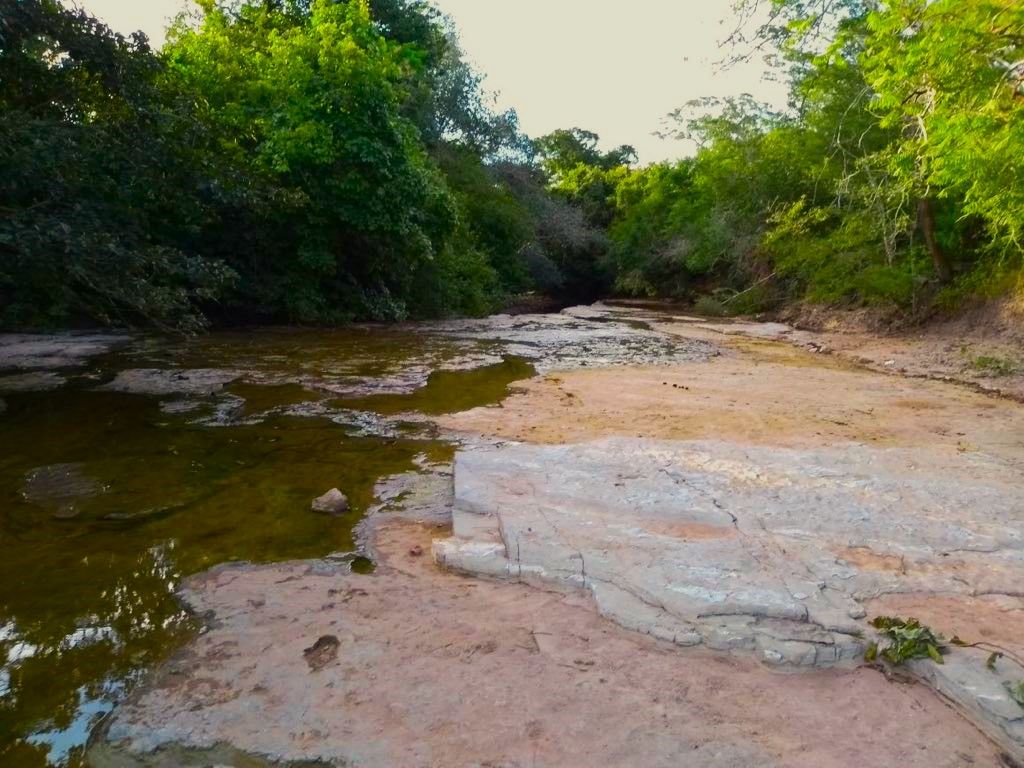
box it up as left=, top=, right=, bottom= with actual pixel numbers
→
left=73, top=0, right=788, bottom=164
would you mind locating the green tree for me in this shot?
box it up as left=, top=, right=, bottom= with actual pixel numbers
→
left=164, top=0, right=462, bottom=322
left=0, top=0, right=234, bottom=330
left=864, top=0, right=1024, bottom=281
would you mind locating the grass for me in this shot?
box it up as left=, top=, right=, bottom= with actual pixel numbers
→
left=968, top=354, right=1019, bottom=377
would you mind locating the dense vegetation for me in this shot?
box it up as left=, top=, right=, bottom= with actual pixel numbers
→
left=0, top=0, right=605, bottom=329
left=1, top=0, right=1021, bottom=330
left=550, top=0, right=1024, bottom=316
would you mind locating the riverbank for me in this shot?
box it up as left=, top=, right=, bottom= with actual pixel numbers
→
left=86, top=305, right=1024, bottom=767
left=610, top=297, right=1024, bottom=401
left=90, top=516, right=1002, bottom=768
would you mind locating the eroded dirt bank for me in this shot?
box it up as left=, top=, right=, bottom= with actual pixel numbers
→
left=92, top=307, right=1024, bottom=767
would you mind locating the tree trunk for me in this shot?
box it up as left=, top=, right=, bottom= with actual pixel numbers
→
left=917, top=197, right=952, bottom=284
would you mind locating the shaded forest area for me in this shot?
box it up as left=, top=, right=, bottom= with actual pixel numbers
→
left=1, top=0, right=1022, bottom=331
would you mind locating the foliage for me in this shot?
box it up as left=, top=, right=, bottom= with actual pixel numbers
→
left=162, top=0, right=465, bottom=322
left=535, top=128, right=636, bottom=180
left=866, top=616, right=945, bottom=665
left=0, top=0, right=236, bottom=330
left=0, top=0, right=559, bottom=330
left=3, top=0, right=1022, bottom=328
left=864, top=0, right=1024, bottom=260
left=969, top=355, right=1019, bottom=377
left=1007, top=681, right=1024, bottom=709
left=582, top=0, right=1024, bottom=313
left=497, top=162, right=611, bottom=301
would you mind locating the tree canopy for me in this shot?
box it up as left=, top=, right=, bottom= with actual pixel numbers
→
left=0, top=0, right=602, bottom=329
left=1, top=0, right=1021, bottom=329
left=541, top=0, right=1024, bottom=314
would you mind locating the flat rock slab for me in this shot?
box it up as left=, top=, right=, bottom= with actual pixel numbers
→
left=0, top=332, right=127, bottom=370
left=98, top=368, right=242, bottom=396
left=435, top=437, right=1024, bottom=756
left=94, top=520, right=1004, bottom=768
left=419, top=311, right=716, bottom=372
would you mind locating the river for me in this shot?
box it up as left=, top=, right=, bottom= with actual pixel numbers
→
left=0, top=310, right=709, bottom=767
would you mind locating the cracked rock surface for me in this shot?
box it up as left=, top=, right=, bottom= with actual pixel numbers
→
left=416, top=311, right=716, bottom=373
left=435, top=437, right=1024, bottom=756
left=0, top=332, right=127, bottom=371
left=84, top=308, right=1024, bottom=766
left=437, top=438, right=1024, bottom=665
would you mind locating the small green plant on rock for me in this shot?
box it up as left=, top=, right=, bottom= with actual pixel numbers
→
left=1006, top=681, right=1024, bottom=709
left=865, top=616, right=945, bottom=665
left=868, top=620, right=1024, bottom=712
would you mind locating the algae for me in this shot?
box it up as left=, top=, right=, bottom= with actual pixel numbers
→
left=333, top=356, right=535, bottom=415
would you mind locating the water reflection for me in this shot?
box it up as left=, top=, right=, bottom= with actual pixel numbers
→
left=0, top=328, right=508, bottom=767
left=1, top=537, right=196, bottom=767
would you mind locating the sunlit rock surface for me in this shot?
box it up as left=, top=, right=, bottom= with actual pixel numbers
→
left=93, top=514, right=1004, bottom=768
left=99, top=368, right=243, bottom=396
left=435, top=437, right=1024, bottom=757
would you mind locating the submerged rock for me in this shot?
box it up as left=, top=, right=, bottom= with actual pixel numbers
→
left=99, top=368, right=241, bottom=397
left=311, top=488, right=349, bottom=515
left=21, top=463, right=102, bottom=519
left=0, top=371, right=66, bottom=392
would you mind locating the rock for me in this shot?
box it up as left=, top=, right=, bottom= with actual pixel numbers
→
left=418, top=308, right=715, bottom=373
left=92, top=524, right=1004, bottom=768
left=907, top=647, right=1024, bottom=761
left=436, top=437, right=1024, bottom=669
left=302, top=635, right=340, bottom=672
left=700, top=321, right=794, bottom=340
left=21, top=463, right=101, bottom=518
left=98, top=368, right=241, bottom=397
left=312, top=488, right=349, bottom=515
left=435, top=437, right=1024, bottom=760
left=0, top=332, right=126, bottom=370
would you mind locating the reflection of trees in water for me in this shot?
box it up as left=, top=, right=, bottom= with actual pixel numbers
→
left=0, top=541, right=193, bottom=768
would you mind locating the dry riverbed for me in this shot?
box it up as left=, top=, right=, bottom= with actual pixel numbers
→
left=91, top=518, right=1002, bottom=768
left=83, top=306, right=1024, bottom=768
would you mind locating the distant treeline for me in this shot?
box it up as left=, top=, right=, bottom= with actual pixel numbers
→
left=547, top=0, right=1023, bottom=316
left=1, top=0, right=1021, bottom=331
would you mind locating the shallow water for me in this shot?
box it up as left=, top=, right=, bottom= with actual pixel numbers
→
left=0, top=333, right=533, bottom=768
left=0, top=312, right=711, bottom=767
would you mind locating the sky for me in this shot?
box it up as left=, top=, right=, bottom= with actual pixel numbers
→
left=73, top=0, right=789, bottom=164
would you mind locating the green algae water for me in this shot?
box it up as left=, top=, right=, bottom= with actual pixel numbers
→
left=334, top=356, right=535, bottom=415
left=0, top=327, right=535, bottom=768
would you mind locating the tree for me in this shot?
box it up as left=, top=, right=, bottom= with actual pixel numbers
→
left=605, top=0, right=1023, bottom=310
left=0, top=0, right=234, bottom=330
left=864, top=0, right=1024, bottom=269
